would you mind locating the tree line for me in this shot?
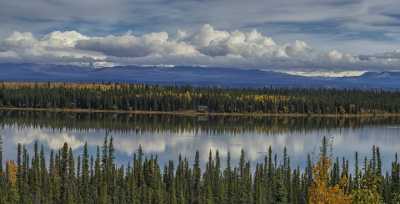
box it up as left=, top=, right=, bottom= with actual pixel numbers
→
left=1, top=135, right=400, bottom=203
left=1, top=82, right=400, bottom=114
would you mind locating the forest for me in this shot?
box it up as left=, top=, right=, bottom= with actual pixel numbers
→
left=0, top=135, right=399, bottom=204
left=1, top=82, right=400, bottom=114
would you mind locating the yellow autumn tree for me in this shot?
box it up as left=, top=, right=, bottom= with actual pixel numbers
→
left=5, top=160, right=19, bottom=203
left=6, top=160, right=17, bottom=187
left=308, top=138, right=352, bottom=204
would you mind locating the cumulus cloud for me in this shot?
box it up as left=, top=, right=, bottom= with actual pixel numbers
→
left=1, top=24, right=400, bottom=72
left=76, top=32, right=199, bottom=58
left=0, top=31, right=106, bottom=65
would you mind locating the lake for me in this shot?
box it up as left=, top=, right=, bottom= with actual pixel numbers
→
left=1, top=110, right=400, bottom=170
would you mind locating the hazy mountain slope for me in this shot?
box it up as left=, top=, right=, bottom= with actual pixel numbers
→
left=0, top=63, right=399, bottom=89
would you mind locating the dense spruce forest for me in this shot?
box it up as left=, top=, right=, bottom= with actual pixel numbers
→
left=1, top=82, right=400, bottom=114
left=0, top=135, right=399, bottom=204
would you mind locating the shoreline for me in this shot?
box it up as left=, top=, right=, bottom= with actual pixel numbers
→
left=1, top=107, right=400, bottom=118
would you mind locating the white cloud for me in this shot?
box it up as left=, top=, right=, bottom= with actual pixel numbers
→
left=42, top=31, right=89, bottom=48
left=77, top=32, right=199, bottom=58
left=0, top=31, right=107, bottom=65
left=3, top=32, right=37, bottom=49
left=194, top=25, right=280, bottom=58
left=326, top=50, right=356, bottom=63
left=1, top=24, right=400, bottom=73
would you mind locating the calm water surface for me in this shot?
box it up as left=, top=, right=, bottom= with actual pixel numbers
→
left=1, top=110, right=400, bottom=170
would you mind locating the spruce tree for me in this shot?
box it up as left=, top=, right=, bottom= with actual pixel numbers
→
left=81, top=142, right=90, bottom=204
left=60, top=143, right=69, bottom=203
left=192, top=151, right=201, bottom=204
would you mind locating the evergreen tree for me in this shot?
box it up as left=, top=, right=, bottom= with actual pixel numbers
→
left=81, top=142, right=90, bottom=204
left=58, top=142, right=70, bottom=203
left=192, top=151, right=201, bottom=204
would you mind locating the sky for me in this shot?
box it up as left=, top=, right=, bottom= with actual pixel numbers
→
left=1, top=0, right=400, bottom=75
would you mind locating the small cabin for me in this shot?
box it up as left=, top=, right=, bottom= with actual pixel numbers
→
left=197, top=105, right=208, bottom=113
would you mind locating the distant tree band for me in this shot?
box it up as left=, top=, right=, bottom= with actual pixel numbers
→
left=0, top=82, right=399, bottom=114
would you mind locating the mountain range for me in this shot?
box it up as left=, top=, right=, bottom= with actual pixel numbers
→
left=1, top=63, right=400, bottom=89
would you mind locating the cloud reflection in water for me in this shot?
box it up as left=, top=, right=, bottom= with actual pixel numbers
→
left=2, top=123, right=400, bottom=171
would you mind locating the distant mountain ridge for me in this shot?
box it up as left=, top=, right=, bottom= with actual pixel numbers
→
left=0, top=63, right=400, bottom=89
